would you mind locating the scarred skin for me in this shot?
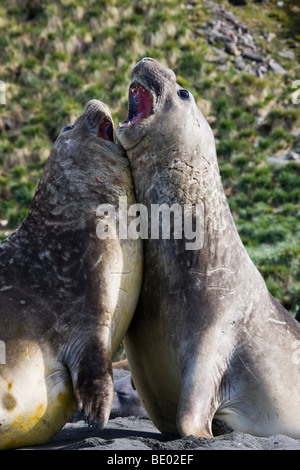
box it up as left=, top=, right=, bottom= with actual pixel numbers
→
left=116, top=58, right=300, bottom=439
left=0, top=100, right=142, bottom=449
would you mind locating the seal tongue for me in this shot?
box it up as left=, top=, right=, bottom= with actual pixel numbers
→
left=98, top=117, right=114, bottom=141
left=123, top=84, right=152, bottom=126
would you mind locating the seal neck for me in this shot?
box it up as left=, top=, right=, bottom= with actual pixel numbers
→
left=127, top=138, right=262, bottom=295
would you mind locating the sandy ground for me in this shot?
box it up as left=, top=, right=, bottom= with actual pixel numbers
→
left=17, top=369, right=300, bottom=451
left=21, top=416, right=300, bottom=451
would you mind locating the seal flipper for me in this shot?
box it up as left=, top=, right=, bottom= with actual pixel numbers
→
left=177, top=370, right=217, bottom=438
left=176, top=344, right=226, bottom=438
left=66, top=337, right=114, bottom=429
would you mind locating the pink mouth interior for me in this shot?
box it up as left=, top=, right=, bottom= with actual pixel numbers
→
left=98, top=117, right=114, bottom=141
left=123, top=84, right=152, bottom=127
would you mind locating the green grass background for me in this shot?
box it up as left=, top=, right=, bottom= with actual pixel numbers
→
left=0, top=0, right=299, bottom=318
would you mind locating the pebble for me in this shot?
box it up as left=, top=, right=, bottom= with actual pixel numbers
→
left=199, top=0, right=288, bottom=77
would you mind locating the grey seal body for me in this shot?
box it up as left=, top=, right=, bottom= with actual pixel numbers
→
left=111, top=374, right=148, bottom=419
left=116, top=58, right=300, bottom=439
left=0, top=100, right=143, bottom=449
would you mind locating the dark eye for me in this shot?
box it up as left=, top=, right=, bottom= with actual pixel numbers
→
left=177, top=89, right=190, bottom=101
left=62, top=124, right=74, bottom=133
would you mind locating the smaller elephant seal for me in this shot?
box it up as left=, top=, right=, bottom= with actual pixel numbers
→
left=110, top=375, right=148, bottom=419
left=111, top=360, right=148, bottom=419
left=0, top=100, right=143, bottom=449
left=117, top=58, right=300, bottom=439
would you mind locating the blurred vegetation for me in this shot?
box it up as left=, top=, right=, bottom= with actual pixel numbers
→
left=0, top=0, right=299, bottom=316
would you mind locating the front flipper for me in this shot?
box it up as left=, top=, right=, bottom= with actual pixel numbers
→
left=177, top=375, right=217, bottom=438
left=177, top=348, right=227, bottom=438
left=176, top=319, right=235, bottom=438
left=66, top=337, right=114, bottom=429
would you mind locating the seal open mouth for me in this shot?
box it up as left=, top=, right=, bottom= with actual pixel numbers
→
left=121, top=82, right=153, bottom=127
left=98, top=117, right=114, bottom=142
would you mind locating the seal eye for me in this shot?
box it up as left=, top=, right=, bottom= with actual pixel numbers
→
left=177, top=89, right=190, bottom=101
left=62, top=125, right=74, bottom=133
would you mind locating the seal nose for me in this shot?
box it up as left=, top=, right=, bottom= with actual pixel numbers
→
left=132, top=57, right=176, bottom=84
left=140, top=57, right=154, bottom=63
left=135, top=57, right=155, bottom=69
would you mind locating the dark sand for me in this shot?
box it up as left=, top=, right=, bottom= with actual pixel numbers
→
left=20, top=369, right=300, bottom=451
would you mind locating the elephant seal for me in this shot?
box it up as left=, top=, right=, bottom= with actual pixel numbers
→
left=0, top=100, right=142, bottom=449
left=116, top=58, right=300, bottom=439
left=110, top=375, right=148, bottom=419
left=111, top=360, right=148, bottom=419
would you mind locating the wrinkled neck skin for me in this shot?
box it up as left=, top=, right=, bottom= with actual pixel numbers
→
left=0, top=132, right=128, bottom=309
left=25, top=133, right=126, bottom=233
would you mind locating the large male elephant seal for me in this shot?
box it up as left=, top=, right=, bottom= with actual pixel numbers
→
left=0, top=100, right=142, bottom=449
left=116, top=58, right=300, bottom=439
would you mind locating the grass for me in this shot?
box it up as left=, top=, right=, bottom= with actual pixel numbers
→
left=0, top=0, right=299, bottom=317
